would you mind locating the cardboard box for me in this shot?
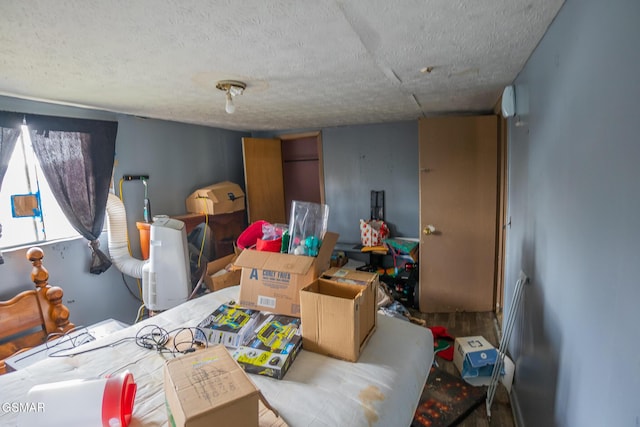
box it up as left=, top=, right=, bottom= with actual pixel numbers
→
left=195, top=304, right=261, bottom=349
left=236, top=232, right=338, bottom=317
left=320, top=268, right=378, bottom=348
left=204, top=253, right=242, bottom=292
left=186, top=181, right=245, bottom=215
left=299, top=276, right=377, bottom=362
left=453, top=335, right=515, bottom=389
left=164, top=345, right=259, bottom=427
left=232, top=312, right=303, bottom=380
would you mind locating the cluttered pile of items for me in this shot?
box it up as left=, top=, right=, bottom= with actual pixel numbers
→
left=339, top=191, right=422, bottom=322
left=114, top=188, right=381, bottom=426
left=193, top=198, right=378, bottom=383
left=358, top=226, right=422, bottom=324
left=16, top=181, right=513, bottom=427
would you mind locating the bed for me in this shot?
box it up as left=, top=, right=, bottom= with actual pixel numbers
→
left=0, top=285, right=433, bottom=427
left=0, top=247, right=74, bottom=375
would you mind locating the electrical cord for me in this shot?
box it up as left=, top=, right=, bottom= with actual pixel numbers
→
left=134, top=304, right=146, bottom=323
left=171, top=327, right=209, bottom=353
left=135, top=325, right=206, bottom=356
left=122, top=272, right=143, bottom=303
left=188, top=267, right=208, bottom=301
left=47, top=335, right=136, bottom=358
left=135, top=324, right=169, bottom=350
left=43, top=324, right=207, bottom=359
left=11, top=325, right=97, bottom=362
left=46, top=326, right=96, bottom=348
left=197, top=197, right=209, bottom=269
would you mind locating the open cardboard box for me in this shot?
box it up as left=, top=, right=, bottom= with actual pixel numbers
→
left=204, top=253, right=242, bottom=292
left=299, top=273, right=377, bottom=362
left=453, top=335, right=515, bottom=390
left=319, top=268, right=378, bottom=348
left=236, top=232, right=338, bottom=317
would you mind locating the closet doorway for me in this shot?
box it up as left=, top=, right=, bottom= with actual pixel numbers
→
left=242, top=132, right=324, bottom=225
left=280, top=132, right=324, bottom=223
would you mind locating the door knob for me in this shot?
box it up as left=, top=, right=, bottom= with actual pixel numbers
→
left=423, top=225, right=436, bottom=235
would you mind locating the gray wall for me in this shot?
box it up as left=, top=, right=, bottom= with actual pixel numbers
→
left=256, top=121, right=420, bottom=244
left=113, top=115, right=247, bottom=259
left=1, top=236, right=139, bottom=327
left=0, top=96, right=249, bottom=326
left=323, top=122, right=419, bottom=243
left=505, top=1, right=640, bottom=426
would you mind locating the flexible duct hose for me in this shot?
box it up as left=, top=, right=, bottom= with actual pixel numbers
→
left=105, top=192, right=146, bottom=278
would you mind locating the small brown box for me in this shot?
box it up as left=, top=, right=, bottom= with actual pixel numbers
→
left=164, top=345, right=259, bottom=427
left=185, top=181, right=245, bottom=215
left=204, top=253, right=242, bottom=292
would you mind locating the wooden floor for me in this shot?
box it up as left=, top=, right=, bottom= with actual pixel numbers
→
left=409, top=309, right=516, bottom=427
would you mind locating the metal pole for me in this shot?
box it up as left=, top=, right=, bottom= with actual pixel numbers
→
left=486, top=270, right=529, bottom=419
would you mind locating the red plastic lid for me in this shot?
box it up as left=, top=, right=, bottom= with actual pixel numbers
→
left=236, top=220, right=269, bottom=249
left=102, top=371, right=137, bottom=427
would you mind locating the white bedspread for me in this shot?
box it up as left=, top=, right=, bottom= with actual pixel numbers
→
left=0, top=286, right=433, bottom=427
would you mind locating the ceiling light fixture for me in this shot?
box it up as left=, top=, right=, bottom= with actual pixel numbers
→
left=216, top=80, right=246, bottom=114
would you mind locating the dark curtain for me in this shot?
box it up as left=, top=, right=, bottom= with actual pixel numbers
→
left=27, top=114, right=118, bottom=274
left=0, top=113, right=23, bottom=264
left=0, top=127, right=21, bottom=190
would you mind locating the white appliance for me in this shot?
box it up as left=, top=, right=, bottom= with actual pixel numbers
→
left=142, top=217, right=191, bottom=311
left=105, top=193, right=191, bottom=313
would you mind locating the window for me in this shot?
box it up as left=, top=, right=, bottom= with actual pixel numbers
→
left=0, top=125, right=78, bottom=248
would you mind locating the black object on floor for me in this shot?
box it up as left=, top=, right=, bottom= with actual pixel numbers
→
left=412, top=366, right=487, bottom=427
left=391, top=262, right=419, bottom=309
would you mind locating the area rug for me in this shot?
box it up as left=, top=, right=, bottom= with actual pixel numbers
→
left=412, top=366, right=487, bottom=427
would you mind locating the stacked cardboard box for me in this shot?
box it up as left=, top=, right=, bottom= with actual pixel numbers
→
left=235, top=232, right=338, bottom=316
left=195, top=304, right=302, bottom=380
left=195, top=304, right=260, bottom=349
left=223, top=230, right=379, bottom=365
left=232, top=312, right=303, bottom=380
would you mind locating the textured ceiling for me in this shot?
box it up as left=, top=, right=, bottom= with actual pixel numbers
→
left=0, top=0, right=564, bottom=131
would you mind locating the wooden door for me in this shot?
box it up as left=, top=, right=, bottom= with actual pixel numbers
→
left=418, top=116, right=498, bottom=312
left=242, top=138, right=286, bottom=224
left=495, top=114, right=509, bottom=318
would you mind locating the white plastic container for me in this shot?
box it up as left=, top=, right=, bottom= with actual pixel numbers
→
left=18, top=371, right=136, bottom=427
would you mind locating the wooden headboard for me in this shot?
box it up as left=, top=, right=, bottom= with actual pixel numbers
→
left=0, top=247, right=74, bottom=374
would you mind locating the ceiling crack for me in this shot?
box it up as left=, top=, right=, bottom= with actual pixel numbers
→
left=334, top=1, right=402, bottom=86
